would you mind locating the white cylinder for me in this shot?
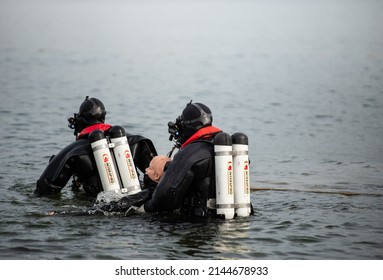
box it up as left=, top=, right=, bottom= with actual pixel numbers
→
left=90, top=137, right=121, bottom=192
left=232, top=143, right=251, bottom=217
left=110, top=136, right=141, bottom=195
left=214, top=133, right=235, bottom=219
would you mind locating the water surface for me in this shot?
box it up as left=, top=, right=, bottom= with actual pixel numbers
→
left=0, top=0, right=382, bottom=259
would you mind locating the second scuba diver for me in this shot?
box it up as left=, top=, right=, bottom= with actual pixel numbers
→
left=34, top=96, right=157, bottom=198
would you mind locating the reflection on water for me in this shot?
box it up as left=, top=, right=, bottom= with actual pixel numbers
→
left=211, top=220, right=254, bottom=259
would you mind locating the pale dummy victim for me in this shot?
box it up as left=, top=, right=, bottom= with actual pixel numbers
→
left=145, top=155, right=172, bottom=183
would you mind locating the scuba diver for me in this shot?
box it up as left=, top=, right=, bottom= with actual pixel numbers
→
left=34, top=96, right=157, bottom=197
left=142, top=100, right=253, bottom=218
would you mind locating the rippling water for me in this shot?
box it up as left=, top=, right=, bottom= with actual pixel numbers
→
left=0, top=0, right=382, bottom=260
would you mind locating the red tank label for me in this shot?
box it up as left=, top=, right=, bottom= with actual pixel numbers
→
left=102, top=153, right=115, bottom=184
left=244, top=160, right=250, bottom=194
left=124, top=150, right=137, bottom=180
left=227, top=161, right=233, bottom=195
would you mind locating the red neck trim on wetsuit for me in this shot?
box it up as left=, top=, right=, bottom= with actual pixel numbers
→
left=77, top=123, right=112, bottom=140
left=180, top=126, right=222, bottom=148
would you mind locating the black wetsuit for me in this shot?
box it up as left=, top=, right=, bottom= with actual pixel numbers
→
left=34, top=128, right=157, bottom=197
left=144, top=137, right=218, bottom=217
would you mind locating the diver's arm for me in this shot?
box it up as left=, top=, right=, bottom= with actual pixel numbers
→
left=35, top=178, right=62, bottom=195
left=127, top=134, right=157, bottom=173
left=34, top=157, right=74, bottom=196
left=34, top=138, right=93, bottom=196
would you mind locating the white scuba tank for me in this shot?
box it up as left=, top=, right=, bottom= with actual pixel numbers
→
left=109, top=125, right=141, bottom=195
left=89, top=129, right=121, bottom=192
left=214, top=132, right=235, bottom=219
left=232, top=132, right=251, bottom=217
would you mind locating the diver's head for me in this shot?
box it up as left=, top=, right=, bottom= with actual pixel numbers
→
left=68, top=96, right=106, bottom=134
left=168, top=101, right=212, bottom=146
